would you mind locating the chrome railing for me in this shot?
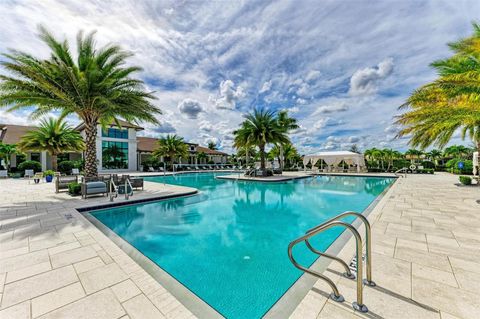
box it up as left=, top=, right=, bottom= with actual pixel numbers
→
left=394, top=167, right=407, bottom=178
left=109, top=179, right=118, bottom=202
left=287, top=211, right=373, bottom=313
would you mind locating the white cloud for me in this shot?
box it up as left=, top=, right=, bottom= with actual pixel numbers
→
left=178, top=98, right=203, bottom=119
left=210, top=80, right=246, bottom=110
left=313, top=102, right=349, bottom=115
left=349, top=58, right=394, bottom=96
left=259, top=80, right=272, bottom=93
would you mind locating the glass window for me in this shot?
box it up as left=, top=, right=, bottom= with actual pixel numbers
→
left=102, top=128, right=128, bottom=139
left=30, top=153, right=41, bottom=162
left=102, top=141, right=128, bottom=169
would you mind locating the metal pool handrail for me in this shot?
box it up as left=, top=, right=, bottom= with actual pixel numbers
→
left=288, top=210, right=374, bottom=313
left=305, top=211, right=375, bottom=286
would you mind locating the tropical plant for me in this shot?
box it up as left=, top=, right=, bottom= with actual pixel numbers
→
left=17, top=160, right=42, bottom=174
left=426, top=149, right=443, bottom=165
left=443, top=145, right=472, bottom=159
left=396, top=22, right=480, bottom=152
left=17, top=117, right=84, bottom=171
left=276, top=110, right=299, bottom=169
left=233, top=109, right=289, bottom=175
left=197, top=151, right=207, bottom=164
left=405, top=149, right=424, bottom=163
left=0, top=143, right=19, bottom=171
left=152, top=134, right=188, bottom=169
left=207, top=141, right=217, bottom=150
left=0, top=26, right=161, bottom=177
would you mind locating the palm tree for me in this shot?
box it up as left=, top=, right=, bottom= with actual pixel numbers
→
left=276, top=110, right=299, bottom=170
left=17, top=117, right=84, bottom=171
left=0, top=143, right=19, bottom=171
left=234, top=109, right=289, bottom=175
left=207, top=142, right=217, bottom=150
left=396, top=22, right=480, bottom=152
left=152, top=135, right=188, bottom=169
left=197, top=151, right=207, bottom=164
left=426, top=149, right=442, bottom=165
left=405, top=149, right=424, bottom=163
left=0, top=26, right=161, bottom=177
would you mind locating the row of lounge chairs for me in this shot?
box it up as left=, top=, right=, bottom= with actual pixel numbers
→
left=148, top=165, right=242, bottom=172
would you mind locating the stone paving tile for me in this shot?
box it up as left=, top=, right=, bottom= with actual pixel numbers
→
left=394, top=246, right=452, bottom=271
left=47, top=241, right=81, bottom=255
left=111, top=279, right=142, bottom=303
left=5, top=261, right=52, bottom=284
left=78, top=263, right=128, bottom=294
left=0, top=300, right=31, bottom=319
left=1, top=265, right=78, bottom=308
left=31, top=282, right=85, bottom=318
left=37, top=289, right=125, bottom=319
left=0, top=249, right=49, bottom=273
left=73, top=257, right=105, bottom=274
left=122, top=294, right=165, bottom=319
left=50, top=246, right=97, bottom=268
left=412, top=264, right=458, bottom=288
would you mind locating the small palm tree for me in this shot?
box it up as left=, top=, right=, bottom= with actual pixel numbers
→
left=17, top=117, right=85, bottom=171
left=234, top=109, right=289, bottom=175
left=427, top=149, right=442, bottom=165
left=0, top=26, right=161, bottom=177
left=152, top=135, right=188, bottom=169
left=197, top=151, right=207, bottom=164
left=0, top=143, right=19, bottom=171
left=207, top=142, right=217, bottom=150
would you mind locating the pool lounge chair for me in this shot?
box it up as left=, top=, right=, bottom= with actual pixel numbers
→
left=56, top=175, right=78, bottom=193
left=0, top=170, right=7, bottom=178
left=81, top=176, right=108, bottom=199
left=25, top=169, right=34, bottom=179
left=72, top=168, right=80, bottom=175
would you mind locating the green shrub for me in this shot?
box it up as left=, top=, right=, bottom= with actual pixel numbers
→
left=17, top=160, right=42, bottom=175
left=445, top=158, right=473, bottom=175
left=459, top=176, right=472, bottom=185
left=43, top=170, right=55, bottom=177
left=419, top=168, right=434, bottom=174
left=421, top=161, right=435, bottom=169
left=58, top=161, right=75, bottom=174
left=68, top=182, right=82, bottom=195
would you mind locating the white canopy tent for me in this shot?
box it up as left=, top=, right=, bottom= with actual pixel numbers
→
left=473, top=151, right=479, bottom=176
left=303, top=151, right=366, bottom=173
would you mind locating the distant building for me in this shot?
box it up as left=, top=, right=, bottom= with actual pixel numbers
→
left=0, top=121, right=228, bottom=172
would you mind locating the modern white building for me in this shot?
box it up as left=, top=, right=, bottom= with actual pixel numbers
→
left=0, top=120, right=229, bottom=172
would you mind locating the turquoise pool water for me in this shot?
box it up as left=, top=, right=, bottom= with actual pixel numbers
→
left=90, top=173, right=394, bottom=318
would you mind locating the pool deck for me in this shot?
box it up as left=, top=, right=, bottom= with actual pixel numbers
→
left=0, top=172, right=479, bottom=318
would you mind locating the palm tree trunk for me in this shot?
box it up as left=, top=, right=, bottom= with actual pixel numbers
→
left=279, top=144, right=284, bottom=170
left=84, top=121, right=98, bottom=177
left=259, top=144, right=266, bottom=175
left=51, top=153, right=58, bottom=171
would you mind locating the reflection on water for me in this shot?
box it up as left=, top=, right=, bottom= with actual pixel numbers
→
left=92, top=173, right=394, bottom=319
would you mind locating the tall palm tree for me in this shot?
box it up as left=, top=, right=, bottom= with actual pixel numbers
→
left=276, top=110, right=299, bottom=170
left=396, top=22, right=480, bottom=151
left=234, top=109, right=289, bottom=175
left=152, top=135, right=188, bottom=169
left=0, top=143, right=19, bottom=171
left=17, top=117, right=85, bottom=171
left=0, top=26, right=161, bottom=177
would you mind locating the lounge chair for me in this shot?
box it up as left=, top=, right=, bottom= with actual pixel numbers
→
left=56, top=175, right=78, bottom=193
left=0, top=170, right=7, bottom=178
left=72, top=168, right=80, bottom=175
left=81, top=176, right=108, bottom=199
left=25, top=169, right=34, bottom=179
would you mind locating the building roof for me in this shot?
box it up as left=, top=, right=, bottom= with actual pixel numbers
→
left=75, top=119, right=144, bottom=131
left=0, top=124, right=37, bottom=144
left=196, top=146, right=228, bottom=156
left=137, top=137, right=228, bottom=155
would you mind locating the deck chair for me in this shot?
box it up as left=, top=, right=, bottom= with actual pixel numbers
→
left=72, top=168, right=80, bottom=175
left=0, top=170, right=7, bottom=178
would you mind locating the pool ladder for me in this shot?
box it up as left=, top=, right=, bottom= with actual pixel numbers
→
left=288, top=211, right=375, bottom=313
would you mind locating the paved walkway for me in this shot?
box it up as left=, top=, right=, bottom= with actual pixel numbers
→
left=0, top=173, right=479, bottom=319
left=0, top=178, right=198, bottom=319
left=289, top=173, right=480, bottom=319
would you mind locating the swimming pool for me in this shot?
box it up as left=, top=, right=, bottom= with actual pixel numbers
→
left=89, top=173, right=394, bottom=318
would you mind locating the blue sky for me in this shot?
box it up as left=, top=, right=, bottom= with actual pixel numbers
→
left=1, top=0, right=479, bottom=154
